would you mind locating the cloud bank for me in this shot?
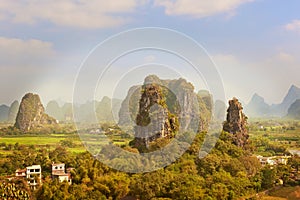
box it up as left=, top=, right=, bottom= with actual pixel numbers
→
left=0, top=37, right=55, bottom=67
left=154, top=0, right=254, bottom=18
left=0, top=0, right=146, bottom=29
left=285, top=20, right=300, bottom=33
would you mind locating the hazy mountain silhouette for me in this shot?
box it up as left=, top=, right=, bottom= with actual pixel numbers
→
left=7, top=100, right=19, bottom=123
left=46, top=100, right=63, bottom=121
left=45, top=97, right=122, bottom=123
left=244, top=93, right=270, bottom=117
left=245, top=85, right=300, bottom=118
left=0, top=104, right=9, bottom=122
left=214, top=100, right=226, bottom=121
left=287, top=99, right=300, bottom=119
left=271, top=85, right=300, bottom=117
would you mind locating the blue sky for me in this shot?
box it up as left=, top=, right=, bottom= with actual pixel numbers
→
left=0, top=0, right=300, bottom=105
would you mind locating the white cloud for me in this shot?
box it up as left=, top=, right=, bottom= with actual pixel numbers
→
left=0, top=0, right=146, bottom=29
left=0, top=37, right=58, bottom=104
left=0, top=37, right=55, bottom=67
left=285, top=20, right=300, bottom=33
left=144, top=55, right=156, bottom=62
left=277, top=52, right=295, bottom=63
left=212, top=54, right=239, bottom=66
left=154, top=0, right=254, bottom=18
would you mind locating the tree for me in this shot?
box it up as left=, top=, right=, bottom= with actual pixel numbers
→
left=0, top=178, right=31, bottom=200
left=261, top=167, right=276, bottom=189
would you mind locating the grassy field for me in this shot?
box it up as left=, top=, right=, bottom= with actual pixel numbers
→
left=0, top=135, right=68, bottom=145
left=1, top=119, right=299, bottom=156
left=0, top=131, right=131, bottom=155
left=0, top=133, right=86, bottom=154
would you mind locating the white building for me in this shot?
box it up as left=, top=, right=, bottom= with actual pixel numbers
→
left=256, top=155, right=291, bottom=166
left=26, top=165, right=42, bottom=190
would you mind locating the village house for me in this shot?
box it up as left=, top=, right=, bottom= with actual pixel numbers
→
left=15, top=165, right=42, bottom=190
left=26, top=165, right=42, bottom=190
left=15, top=163, right=72, bottom=190
left=15, top=168, right=26, bottom=178
left=52, top=163, right=72, bottom=185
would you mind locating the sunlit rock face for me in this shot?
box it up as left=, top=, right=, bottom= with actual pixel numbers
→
left=223, top=97, right=249, bottom=147
left=15, top=93, right=57, bottom=132
left=133, top=83, right=179, bottom=150
left=121, top=75, right=212, bottom=152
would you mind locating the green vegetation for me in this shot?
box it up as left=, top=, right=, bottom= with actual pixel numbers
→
left=249, top=119, right=300, bottom=156
left=0, top=118, right=300, bottom=199
left=0, top=178, right=31, bottom=199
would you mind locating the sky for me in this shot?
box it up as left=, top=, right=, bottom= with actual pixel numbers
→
left=0, top=0, right=300, bottom=106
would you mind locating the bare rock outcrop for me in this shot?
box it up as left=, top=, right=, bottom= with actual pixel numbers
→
left=126, top=75, right=212, bottom=152
left=118, top=86, right=141, bottom=126
left=223, top=97, right=249, bottom=147
left=15, top=93, right=57, bottom=132
left=133, top=83, right=179, bottom=150
left=119, top=75, right=212, bottom=133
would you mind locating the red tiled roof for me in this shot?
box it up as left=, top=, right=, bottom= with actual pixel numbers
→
left=52, top=163, right=65, bottom=166
left=52, top=172, right=68, bottom=176
left=15, top=169, right=26, bottom=173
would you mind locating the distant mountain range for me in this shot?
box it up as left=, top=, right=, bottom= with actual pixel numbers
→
left=0, top=97, right=122, bottom=123
left=45, top=97, right=122, bottom=123
left=0, top=105, right=9, bottom=122
left=244, top=85, right=300, bottom=118
left=0, top=101, right=19, bottom=123
left=2, top=84, right=300, bottom=123
left=287, top=99, right=300, bottom=119
left=244, top=93, right=271, bottom=117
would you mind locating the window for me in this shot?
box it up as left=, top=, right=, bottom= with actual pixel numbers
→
left=30, top=169, right=34, bottom=172
left=35, top=169, right=40, bottom=172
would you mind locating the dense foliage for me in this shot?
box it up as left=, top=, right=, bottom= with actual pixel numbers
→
left=1, top=130, right=299, bottom=200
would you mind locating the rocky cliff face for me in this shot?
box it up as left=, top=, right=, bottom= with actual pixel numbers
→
left=126, top=75, right=212, bottom=151
left=119, top=75, right=212, bottom=132
left=133, top=83, right=179, bottom=150
left=15, top=93, right=57, bottom=132
left=223, top=97, right=249, bottom=147
left=118, top=86, right=141, bottom=126
left=197, top=90, right=213, bottom=132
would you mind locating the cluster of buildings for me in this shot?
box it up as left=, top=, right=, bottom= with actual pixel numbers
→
left=256, top=155, right=291, bottom=166
left=15, top=163, right=73, bottom=189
